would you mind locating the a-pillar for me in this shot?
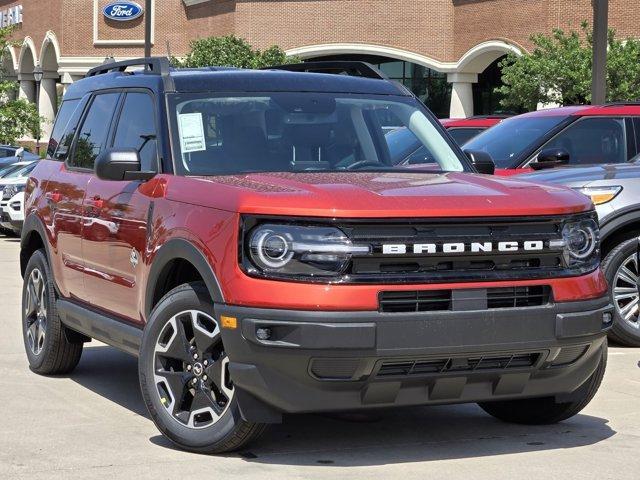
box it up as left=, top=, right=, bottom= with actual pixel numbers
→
left=39, top=72, right=59, bottom=141
left=447, top=73, right=477, bottom=118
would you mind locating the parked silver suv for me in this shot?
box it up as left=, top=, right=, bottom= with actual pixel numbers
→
left=518, top=157, right=640, bottom=346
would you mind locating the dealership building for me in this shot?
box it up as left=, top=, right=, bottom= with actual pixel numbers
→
left=1, top=0, right=638, bottom=141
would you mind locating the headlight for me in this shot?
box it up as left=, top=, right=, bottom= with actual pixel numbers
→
left=561, top=217, right=599, bottom=264
left=574, top=186, right=622, bottom=205
left=245, top=223, right=369, bottom=278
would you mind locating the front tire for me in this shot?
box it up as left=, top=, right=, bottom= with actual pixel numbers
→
left=602, top=238, right=640, bottom=346
left=138, top=282, right=266, bottom=453
left=478, top=339, right=607, bottom=424
left=22, top=249, right=83, bottom=374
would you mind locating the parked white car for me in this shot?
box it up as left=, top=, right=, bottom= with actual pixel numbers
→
left=0, top=161, right=37, bottom=234
left=2, top=191, right=24, bottom=234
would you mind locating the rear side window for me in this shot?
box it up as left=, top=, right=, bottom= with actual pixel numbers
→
left=68, top=93, right=119, bottom=169
left=0, top=148, right=14, bottom=158
left=543, top=117, right=627, bottom=165
left=112, top=92, right=158, bottom=171
left=448, top=127, right=484, bottom=145
left=47, top=100, right=79, bottom=159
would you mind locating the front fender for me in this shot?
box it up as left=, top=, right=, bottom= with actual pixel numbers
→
left=144, top=238, right=225, bottom=318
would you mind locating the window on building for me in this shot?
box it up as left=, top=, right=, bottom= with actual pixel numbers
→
left=304, top=54, right=452, bottom=118
left=69, top=93, right=119, bottom=169
left=112, top=92, right=158, bottom=171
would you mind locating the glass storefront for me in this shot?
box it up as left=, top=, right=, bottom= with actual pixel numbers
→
left=305, top=54, right=452, bottom=118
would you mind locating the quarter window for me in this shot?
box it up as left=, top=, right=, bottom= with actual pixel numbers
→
left=112, top=92, right=158, bottom=171
left=47, top=99, right=79, bottom=160
left=69, top=93, right=119, bottom=169
left=542, top=117, right=628, bottom=165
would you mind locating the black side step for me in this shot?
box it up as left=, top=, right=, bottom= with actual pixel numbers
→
left=57, top=299, right=142, bottom=356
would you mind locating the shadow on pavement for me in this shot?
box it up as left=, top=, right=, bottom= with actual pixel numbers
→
left=70, top=346, right=616, bottom=466
left=68, top=345, right=147, bottom=417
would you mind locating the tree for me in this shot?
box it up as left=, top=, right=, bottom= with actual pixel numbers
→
left=497, top=22, right=640, bottom=111
left=0, top=26, right=42, bottom=145
left=173, top=35, right=300, bottom=69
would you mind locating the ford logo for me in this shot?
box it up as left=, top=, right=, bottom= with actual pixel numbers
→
left=103, top=1, right=143, bottom=22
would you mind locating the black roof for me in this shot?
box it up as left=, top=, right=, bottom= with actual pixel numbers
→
left=66, top=59, right=408, bottom=99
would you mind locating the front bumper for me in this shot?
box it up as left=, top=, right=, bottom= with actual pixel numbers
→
left=217, top=296, right=611, bottom=421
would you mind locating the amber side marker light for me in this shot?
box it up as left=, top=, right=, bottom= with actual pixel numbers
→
left=221, top=315, right=237, bottom=329
left=574, top=185, right=622, bottom=205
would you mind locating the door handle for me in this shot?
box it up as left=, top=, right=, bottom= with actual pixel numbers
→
left=46, top=192, right=62, bottom=204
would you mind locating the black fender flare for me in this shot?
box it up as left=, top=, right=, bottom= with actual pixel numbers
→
left=144, top=238, right=225, bottom=318
left=600, top=208, right=640, bottom=244
left=20, top=213, right=52, bottom=278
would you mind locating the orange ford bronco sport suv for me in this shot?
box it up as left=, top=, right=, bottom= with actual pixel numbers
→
left=20, top=59, right=612, bottom=453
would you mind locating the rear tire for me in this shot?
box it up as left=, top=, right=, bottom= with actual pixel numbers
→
left=602, top=238, right=640, bottom=347
left=22, top=249, right=83, bottom=375
left=478, top=339, right=607, bottom=424
left=139, top=282, right=267, bottom=453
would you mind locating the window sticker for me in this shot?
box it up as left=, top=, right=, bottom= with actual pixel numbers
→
left=177, top=112, right=206, bottom=153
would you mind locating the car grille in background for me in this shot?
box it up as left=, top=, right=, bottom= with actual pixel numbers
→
left=377, top=352, right=541, bottom=377
left=379, top=286, right=550, bottom=312
left=1, top=187, right=14, bottom=200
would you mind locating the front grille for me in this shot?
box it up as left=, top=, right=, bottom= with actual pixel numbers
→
left=487, top=286, right=550, bottom=309
left=378, top=290, right=451, bottom=312
left=338, top=216, right=574, bottom=283
left=242, top=213, right=599, bottom=284
left=377, top=352, right=541, bottom=378
left=379, top=286, right=550, bottom=312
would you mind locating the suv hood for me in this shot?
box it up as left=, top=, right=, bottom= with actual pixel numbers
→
left=167, top=171, right=592, bottom=217
left=515, top=163, right=640, bottom=187
left=0, top=177, right=27, bottom=187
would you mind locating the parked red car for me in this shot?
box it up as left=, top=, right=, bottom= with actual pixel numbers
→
left=464, top=104, right=640, bottom=176
left=440, top=115, right=507, bottom=145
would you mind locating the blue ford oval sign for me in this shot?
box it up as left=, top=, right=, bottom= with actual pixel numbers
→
left=103, top=2, right=143, bottom=22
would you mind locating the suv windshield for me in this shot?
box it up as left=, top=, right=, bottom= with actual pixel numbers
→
left=169, top=92, right=466, bottom=176
left=463, top=115, right=568, bottom=168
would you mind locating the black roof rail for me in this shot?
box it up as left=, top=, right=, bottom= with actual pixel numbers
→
left=85, top=57, right=175, bottom=91
left=263, top=61, right=388, bottom=80
left=601, top=101, right=640, bottom=107
left=86, top=57, right=172, bottom=78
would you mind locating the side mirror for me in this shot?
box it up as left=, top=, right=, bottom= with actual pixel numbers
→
left=464, top=149, right=496, bottom=175
left=531, top=148, right=570, bottom=170
left=95, top=149, right=156, bottom=182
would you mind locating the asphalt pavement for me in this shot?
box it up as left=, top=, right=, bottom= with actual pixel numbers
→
left=0, top=237, right=639, bottom=479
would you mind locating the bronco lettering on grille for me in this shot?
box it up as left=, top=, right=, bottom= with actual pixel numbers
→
left=381, top=240, right=545, bottom=255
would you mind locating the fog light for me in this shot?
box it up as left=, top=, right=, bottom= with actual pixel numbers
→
left=256, top=327, right=272, bottom=341
left=603, top=312, right=613, bottom=324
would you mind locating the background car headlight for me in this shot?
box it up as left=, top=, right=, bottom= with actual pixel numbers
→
left=562, top=217, right=599, bottom=263
left=574, top=185, right=622, bottom=205
left=246, top=223, right=369, bottom=278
